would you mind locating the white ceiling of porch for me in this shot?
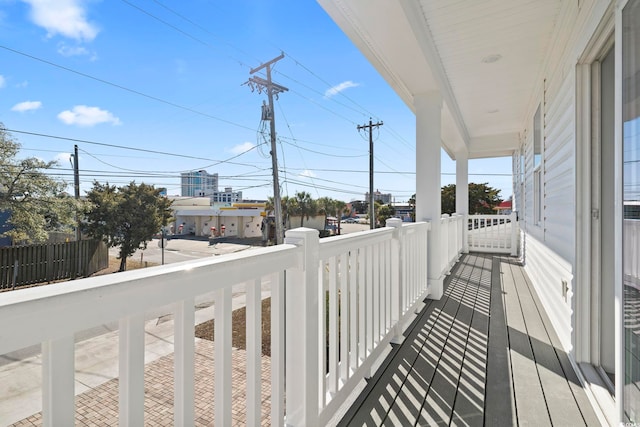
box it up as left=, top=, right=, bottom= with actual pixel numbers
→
left=318, top=0, right=563, bottom=160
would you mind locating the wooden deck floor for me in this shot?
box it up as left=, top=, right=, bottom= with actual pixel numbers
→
left=339, top=253, right=601, bottom=426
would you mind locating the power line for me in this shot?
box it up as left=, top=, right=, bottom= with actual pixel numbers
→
left=0, top=45, right=256, bottom=132
left=275, top=99, right=318, bottom=197
left=120, top=0, right=414, bottom=156
left=279, top=139, right=367, bottom=158
left=121, top=0, right=255, bottom=69
left=276, top=135, right=364, bottom=153
left=284, top=51, right=379, bottom=120
left=282, top=167, right=512, bottom=176
left=150, top=0, right=259, bottom=64
left=282, top=52, right=414, bottom=149
left=5, top=128, right=263, bottom=169
left=121, top=0, right=414, bottom=155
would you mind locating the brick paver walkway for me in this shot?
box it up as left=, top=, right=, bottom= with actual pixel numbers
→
left=10, top=339, right=272, bottom=426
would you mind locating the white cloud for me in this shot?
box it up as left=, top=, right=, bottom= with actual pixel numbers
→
left=324, top=80, right=359, bottom=98
left=57, top=42, right=89, bottom=57
left=53, top=152, right=72, bottom=165
left=299, top=169, right=316, bottom=178
left=11, top=100, right=42, bottom=112
left=230, top=142, right=256, bottom=154
left=15, top=80, right=29, bottom=88
left=57, top=105, right=121, bottom=127
left=0, top=75, right=5, bottom=88
left=22, top=0, right=99, bottom=42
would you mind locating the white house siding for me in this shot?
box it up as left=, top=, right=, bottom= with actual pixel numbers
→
left=519, top=0, right=612, bottom=351
left=524, top=234, right=574, bottom=350
left=543, top=70, right=576, bottom=263
left=521, top=70, right=577, bottom=352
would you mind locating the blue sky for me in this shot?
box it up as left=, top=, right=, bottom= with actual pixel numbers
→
left=0, top=0, right=512, bottom=203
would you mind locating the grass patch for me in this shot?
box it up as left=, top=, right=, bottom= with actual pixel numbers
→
left=195, top=297, right=272, bottom=357
left=91, top=256, right=159, bottom=276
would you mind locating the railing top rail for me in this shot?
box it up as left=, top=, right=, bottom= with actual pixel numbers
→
left=318, top=222, right=430, bottom=259
left=318, top=227, right=392, bottom=258
left=468, top=213, right=515, bottom=219
left=0, top=243, right=299, bottom=355
left=402, top=221, right=430, bottom=229
left=400, top=221, right=431, bottom=234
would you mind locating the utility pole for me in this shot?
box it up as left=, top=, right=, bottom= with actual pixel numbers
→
left=246, top=53, right=288, bottom=244
left=357, top=119, right=383, bottom=229
left=73, top=144, right=81, bottom=241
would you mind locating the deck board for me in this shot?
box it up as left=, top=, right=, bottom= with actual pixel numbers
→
left=338, top=254, right=601, bottom=426
left=414, top=256, right=481, bottom=426
left=450, top=255, right=490, bottom=426
left=515, top=265, right=603, bottom=427
left=341, top=260, right=463, bottom=426
left=508, top=262, right=586, bottom=426
left=484, top=257, right=516, bottom=425
left=501, top=258, right=552, bottom=426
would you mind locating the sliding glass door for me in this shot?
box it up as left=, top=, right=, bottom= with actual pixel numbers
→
left=622, top=0, right=640, bottom=421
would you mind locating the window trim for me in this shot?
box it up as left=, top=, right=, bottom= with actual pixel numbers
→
left=533, top=104, right=544, bottom=227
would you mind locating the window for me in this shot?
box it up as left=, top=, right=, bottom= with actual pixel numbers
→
left=622, top=0, right=640, bottom=420
left=515, top=144, right=525, bottom=215
left=533, top=105, right=543, bottom=226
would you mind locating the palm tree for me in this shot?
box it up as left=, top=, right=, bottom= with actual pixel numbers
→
left=294, top=191, right=317, bottom=227
left=408, top=193, right=416, bottom=222
left=317, top=196, right=335, bottom=228
left=334, top=200, right=346, bottom=234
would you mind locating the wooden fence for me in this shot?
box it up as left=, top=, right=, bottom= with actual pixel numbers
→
left=0, top=240, right=109, bottom=290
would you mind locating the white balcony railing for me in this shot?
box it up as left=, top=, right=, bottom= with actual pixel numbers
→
left=440, top=213, right=466, bottom=275
left=467, top=213, right=519, bottom=256
left=0, top=220, right=431, bottom=426
left=624, top=218, right=640, bottom=289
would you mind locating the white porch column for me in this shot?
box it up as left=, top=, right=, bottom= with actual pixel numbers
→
left=456, top=150, right=469, bottom=253
left=415, top=92, right=444, bottom=300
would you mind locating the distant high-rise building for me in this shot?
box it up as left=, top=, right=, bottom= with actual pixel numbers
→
left=181, top=170, right=218, bottom=197
left=365, top=190, right=393, bottom=204
left=212, top=187, right=243, bottom=204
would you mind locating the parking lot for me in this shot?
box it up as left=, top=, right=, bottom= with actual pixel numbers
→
left=112, top=224, right=371, bottom=266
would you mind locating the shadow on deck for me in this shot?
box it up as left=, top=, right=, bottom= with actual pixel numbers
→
left=339, top=253, right=601, bottom=426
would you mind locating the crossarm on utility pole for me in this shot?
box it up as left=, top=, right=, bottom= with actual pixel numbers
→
left=250, top=53, right=285, bottom=75
left=246, top=53, right=288, bottom=244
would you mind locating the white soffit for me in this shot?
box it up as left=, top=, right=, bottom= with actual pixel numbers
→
left=319, top=0, right=562, bottom=160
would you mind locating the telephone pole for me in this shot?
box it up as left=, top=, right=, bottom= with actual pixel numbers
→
left=72, top=144, right=81, bottom=241
left=246, top=53, right=288, bottom=244
left=357, top=119, right=383, bottom=230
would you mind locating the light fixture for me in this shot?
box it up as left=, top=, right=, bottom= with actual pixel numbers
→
left=482, top=54, right=502, bottom=64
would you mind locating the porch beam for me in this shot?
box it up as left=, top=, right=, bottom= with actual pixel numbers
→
left=468, top=133, right=520, bottom=159
left=456, top=150, right=469, bottom=253
left=399, top=0, right=470, bottom=146
left=415, top=91, right=444, bottom=299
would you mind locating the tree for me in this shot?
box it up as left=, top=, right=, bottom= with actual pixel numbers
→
left=376, top=202, right=396, bottom=227
left=441, top=183, right=502, bottom=215
left=84, top=181, right=173, bottom=271
left=0, top=125, right=79, bottom=244
left=293, top=191, right=317, bottom=227
left=317, top=197, right=347, bottom=234
left=333, top=200, right=346, bottom=234
left=408, top=194, right=416, bottom=221
left=316, top=197, right=335, bottom=217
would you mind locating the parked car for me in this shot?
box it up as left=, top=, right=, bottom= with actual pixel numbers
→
left=342, top=217, right=360, bottom=224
